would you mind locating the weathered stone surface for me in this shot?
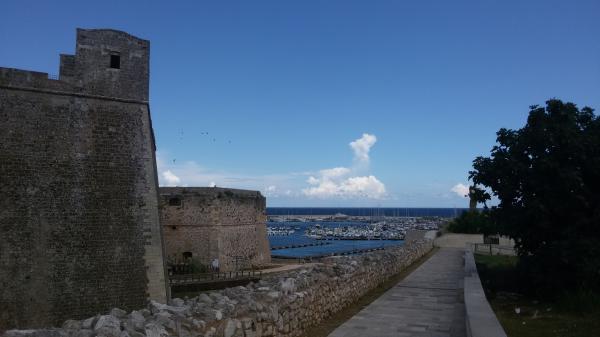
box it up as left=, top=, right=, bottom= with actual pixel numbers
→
left=71, top=329, right=94, bottom=337
left=223, top=319, right=237, bottom=337
left=159, top=187, right=271, bottom=272
left=197, top=294, right=213, bottom=305
left=170, top=299, right=185, bottom=308
left=3, top=330, right=67, bottom=337
left=94, top=315, right=121, bottom=337
left=109, top=309, right=127, bottom=320
left=0, top=28, right=167, bottom=331
left=280, top=279, right=296, bottom=295
left=144, top=324, right=167, bottom=337
left=61, top=320, right=81, bottom=331
left=128, top=311, right=146, bottom=332
left=80, top=317, right=97, bottom=330
left=3, top=240, right=433, bottom=337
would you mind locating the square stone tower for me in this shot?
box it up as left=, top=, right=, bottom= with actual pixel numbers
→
left=0, top=29, right=167, bottom=330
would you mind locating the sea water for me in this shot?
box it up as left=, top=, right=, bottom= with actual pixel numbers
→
left=268, top=221, right=403, bottom=258
left=266, top=207, right=463, bottom=258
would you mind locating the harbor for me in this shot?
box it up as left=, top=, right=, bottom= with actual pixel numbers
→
left=267, top=214, right=447, bottom=258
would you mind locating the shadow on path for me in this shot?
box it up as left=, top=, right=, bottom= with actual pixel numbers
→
left=327, top=248, right=466, bottom=337
left=300, top=248, right=440, bottom=337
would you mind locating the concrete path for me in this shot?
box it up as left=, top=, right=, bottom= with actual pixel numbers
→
left=328, top=248, right=466, bottom=337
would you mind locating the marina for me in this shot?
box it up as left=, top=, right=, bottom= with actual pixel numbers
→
left=267, top=214, right=446, bottom=258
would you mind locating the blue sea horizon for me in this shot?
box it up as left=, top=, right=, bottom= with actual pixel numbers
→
left=267, top=207, right=468, bottom=218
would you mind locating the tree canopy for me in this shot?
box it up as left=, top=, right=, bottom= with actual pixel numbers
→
left=446, top=209, right=495, bottom=236
left=469, top=99, right=600, bottom=290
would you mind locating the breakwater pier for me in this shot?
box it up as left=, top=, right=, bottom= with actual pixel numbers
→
left=270, top=242, right=331, bottom=250
left=272, top=246, right=387, bottom=260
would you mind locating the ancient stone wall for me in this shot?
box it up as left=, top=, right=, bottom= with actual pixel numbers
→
left=2, top=240, right=434, bottom=337
left=0, top=29, right=167, bottom=330
left=160, top=187, right=271, bottom=272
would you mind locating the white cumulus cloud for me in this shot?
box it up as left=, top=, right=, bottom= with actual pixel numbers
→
left=156, top=135, right=387, bottom=202
left=162, top=170, right=181, bottom=186
left=303, top=175, right=386, bottom=199
left=349, top=133, right=377, bottom=164
left=451, top=183, right=469, bottom=198
left=307, top=168, right=352, bottom=188
left=156, top=151, right=301, bottom=196
left=340, top=176, right=386, bottom=197
left=307, top=176, right=320, bottom=185
left=263, top=185, right=277, bottom=197
left=320, top=167, right=351, bottom=178
left=302, top=134, right=386, bottom=199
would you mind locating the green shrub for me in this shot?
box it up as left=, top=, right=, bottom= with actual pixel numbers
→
left=447, top=209, right=495, bottom=235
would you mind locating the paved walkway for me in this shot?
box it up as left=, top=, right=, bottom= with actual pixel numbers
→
left=328, top=248, right=466, bottom=337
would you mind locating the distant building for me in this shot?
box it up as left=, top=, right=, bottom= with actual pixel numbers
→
left=160, top=187, right=271, bottom=272
left=0, top=29, right=167, bottom=329
left=332, top=213, right=349, bottom=220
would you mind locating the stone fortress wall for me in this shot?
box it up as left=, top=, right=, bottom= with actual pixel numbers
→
left=3, top=240, right=434, bottom=337
left=0, top=27, right=437, bottom=337
left=0, top=29, right=167, bottom=330
left=159, top=187, right=271, bottom=272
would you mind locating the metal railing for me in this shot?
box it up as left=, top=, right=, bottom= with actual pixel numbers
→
left=473, top=243, right=516, bottom=256
left=169, top=270, right=262, bottom=285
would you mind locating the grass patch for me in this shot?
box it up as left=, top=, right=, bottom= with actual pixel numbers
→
left=475, top=254, right=600, bottom=337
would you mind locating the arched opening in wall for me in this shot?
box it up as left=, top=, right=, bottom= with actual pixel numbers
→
left=169, top=197, right=182, bottom=206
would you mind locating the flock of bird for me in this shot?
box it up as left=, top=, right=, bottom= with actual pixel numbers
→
left=171, top=129, right=232, bottom=164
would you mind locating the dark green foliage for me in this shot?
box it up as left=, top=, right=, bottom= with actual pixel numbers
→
left=470, top=99, right=600, bottom=292
left=468, top=185, right=491, bottom=208
left=189, top=258, right=209, bottom=273
left=474, top=255, right=522, bottom=297
left=475, top=254, right=600, bottom=337
left=447, top=210, right=496, bottom=236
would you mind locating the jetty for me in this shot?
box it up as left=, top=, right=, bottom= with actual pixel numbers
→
left=270, top=241, right=331, bottom=250
left=272, top=246, right=386, bottom=260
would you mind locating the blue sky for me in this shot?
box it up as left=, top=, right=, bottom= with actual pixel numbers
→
left=2, top=0, right=599, bottom=207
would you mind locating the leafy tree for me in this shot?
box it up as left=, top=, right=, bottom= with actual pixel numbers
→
left=469, top=99, right=600, bottom=291
left=447, top=209, right=495, bottom=236
left=468, top=185, right=491, bottom=209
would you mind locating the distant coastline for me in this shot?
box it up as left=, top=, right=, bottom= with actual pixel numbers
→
left=267, top=207, right=469, bottom=218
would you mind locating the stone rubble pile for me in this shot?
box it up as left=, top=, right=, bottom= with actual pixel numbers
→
left=3, top=240, right=433, bottom=337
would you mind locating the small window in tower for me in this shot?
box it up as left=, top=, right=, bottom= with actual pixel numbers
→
left=110, top=54, right=120, bottom=69
left=169, top=197, right=182, bottom=206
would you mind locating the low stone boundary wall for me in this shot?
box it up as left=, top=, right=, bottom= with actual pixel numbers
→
left=464, top=250, right=507, bottom=337
left=3, top=240, right=434, bottom=337
left=404, top=230, right=438, bottom=242
left=435, top=233, right=483, bottom=248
